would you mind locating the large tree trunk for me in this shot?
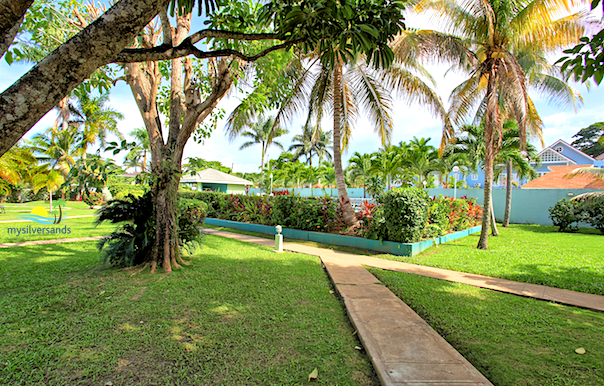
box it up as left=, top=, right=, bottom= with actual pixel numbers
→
left=0, top=0, right=35, bottom=59
left=0, top=0, right=169, bottom=157
left=332, top=63, right=359, bottom=228
left=503, top=160, right=512, bottom=227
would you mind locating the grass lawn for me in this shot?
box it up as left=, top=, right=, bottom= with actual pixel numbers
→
left=368, top=268, right=604, bottom=386
left=374, top=224, right=604, bottom=295
left=0, top=200, right=99, bottom=219
left=0, top=217, right=116, bottom=243
left=0, top=236, right=378, bottom=385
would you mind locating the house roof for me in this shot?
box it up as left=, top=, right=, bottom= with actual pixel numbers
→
left=535, top=147, right=575, bottom=164
left=521, top=165, right=604, bottom=189
left=596, top=153, right=604, bottom=161
left=180, top=168, right=253, bottom=185
left=548, top=139, right=597, bottom=162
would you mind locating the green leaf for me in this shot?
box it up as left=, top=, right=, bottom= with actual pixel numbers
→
left=4, top=50, right=13, bottom=65
left=308, top=367, right=318, bottom=382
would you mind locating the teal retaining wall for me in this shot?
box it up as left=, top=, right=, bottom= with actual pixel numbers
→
left=427, top=188, right=601, bottom=226
left=205, top=218, right=481, bottom=257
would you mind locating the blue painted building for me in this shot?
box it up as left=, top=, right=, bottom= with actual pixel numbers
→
left=438, top=139, right=604, bottom=189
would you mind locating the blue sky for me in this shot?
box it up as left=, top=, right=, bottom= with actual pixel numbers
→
left=2, top=6, right=603, bottom=174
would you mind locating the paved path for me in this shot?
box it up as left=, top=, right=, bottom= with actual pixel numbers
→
left=0, top=236, right=104, bottom=248
left=205, top=228, right=493, bottom=385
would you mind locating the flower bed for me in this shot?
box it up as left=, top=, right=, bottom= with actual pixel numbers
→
left=178, top=188, right=482, bottom=244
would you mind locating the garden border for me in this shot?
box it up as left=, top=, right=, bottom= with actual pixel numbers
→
left=205, top=218, right=482, bottom=257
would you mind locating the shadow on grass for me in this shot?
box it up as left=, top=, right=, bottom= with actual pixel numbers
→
left=512, top=223, right=602, bottom=235
left=369, top=268, right=604, bottom=386
left=0, top=237, right=379, bottom=386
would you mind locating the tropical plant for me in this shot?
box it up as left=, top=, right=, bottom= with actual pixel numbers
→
left=32, top=166, right=64, bottom=212
left=413, top=0, right=587, bottom=249
left=347, top=152, right=373, bottom=198
left=30, top=126, right=81, bottom=178
left=404, top=136, right=438, bottom=187
left=69, top=89, right=124, bottom=152
left=564, top=166, right=604, bottom=181
left=370, top=145, right=403, bottom=190
left=125, top=127, right=151, bottom=172
left=0, top=145, right=37, bottom=197
left=238, top=115, right=288, bottom=170
left=288, top=125, right=333, bottom=166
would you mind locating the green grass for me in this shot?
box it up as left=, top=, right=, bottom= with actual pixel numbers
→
left=373, top=224, right=604, bottom=295
left=368, top=268, right=604, bottom=386
left=0, top=217, right=116, bottom=243
left=0, top=200, right=99, bottom=219
left=0, top=237, right=378, bottom=385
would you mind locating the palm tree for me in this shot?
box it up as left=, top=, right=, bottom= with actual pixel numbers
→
left=238, top=115, right=288, bottom=170
left=412, top=0, right=586, bottom=248
left=347, top=152, right=373, bottom=198
left=30, top=126, right=81, bottom=178
left=564, top=167, right=604, bottom=181
left=0, top=145, right=37, bottom=197
left=227, top=50, right=448, bottom=227
left=126, top=127, right=150, bottom=172
left=370, top=145, right=404, bottom=191
left=435, top=145, right=465, bottom=188
left=289, top=125, right=333, bottom=167
left=32, top=167, right=64, bottom=212
left=405, top=137, right=438, bottom=187
left=69, top=90, right=124, bottom=152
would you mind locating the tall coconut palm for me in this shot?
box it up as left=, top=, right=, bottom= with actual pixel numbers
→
left=411, top=0, right=587, bottom=249
left=238, top=115, right=288, bottom=170
left=226, top=47, right=448, bottom=227
left=32, top=167, right=64, bottom=212
left=289, top=125, right=333, bottom=166
left=126, top=127, right=151, bottom=172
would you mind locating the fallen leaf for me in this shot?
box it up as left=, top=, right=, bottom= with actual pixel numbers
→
left=308, top=367, right=318, bottom=382
left=575, top=347, right=586, bottom=354
left=99, top=291, right=105, bottom=295
left=329, top=290, right=334, bottom=294
left=354, top=346, right=362, bottom=350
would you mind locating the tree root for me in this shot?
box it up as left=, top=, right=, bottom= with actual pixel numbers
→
left=130, top=263, right=150, bottom=276
left=176, top=254, right=191, bottom=265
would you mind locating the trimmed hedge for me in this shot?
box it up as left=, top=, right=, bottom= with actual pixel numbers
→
left=180, top=190, right=482, bottom=244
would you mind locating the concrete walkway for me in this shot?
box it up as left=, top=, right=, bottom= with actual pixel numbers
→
left=205, top=228, right=493, bottom=385
left=0, top=236, right=104, bottom=248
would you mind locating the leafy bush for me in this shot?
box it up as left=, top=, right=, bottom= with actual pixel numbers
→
left=381, top=187, right=429, bottom=243
left=549, top=198, right=584, bottom=232
left=83, top=191, right=103, bottom=207
left=585, top=202, right=604, bottom=233
left=177, top=198, right=207, bottom=242
left=272, top=195, right=339, bottom=232
left=98, top=193, right=207, bottom=267
left=96, top=193, right=155, bottom=267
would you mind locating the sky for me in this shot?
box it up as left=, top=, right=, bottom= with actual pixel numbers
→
left=2, top=5, right=603, bottom=174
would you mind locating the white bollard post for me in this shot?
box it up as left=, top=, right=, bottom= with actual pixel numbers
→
left=274, top=225, right=283, bottom=253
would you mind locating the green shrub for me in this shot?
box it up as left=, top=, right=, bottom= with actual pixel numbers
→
left=549, top=198, right=584, bottom=232
left=381, top=188, right=429, bottom=243
left=98, top=193, right=207, bottom=267
left=585, top=202, right=604, bottom=233
left=177, top=198, right=208, bottom=242
left=272, top=195, right=340, bottom=232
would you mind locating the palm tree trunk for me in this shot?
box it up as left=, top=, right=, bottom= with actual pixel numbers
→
left=490, top=189, right=499, bottom=236
left=333, top=63, right=359, bottom=227
left=478, top=71, right=498, bottom=250
left=503, top=160, right=512, bottom=227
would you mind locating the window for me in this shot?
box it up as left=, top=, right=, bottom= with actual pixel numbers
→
left=540, top=149, right=567, bottom=162
left=555, top=146, right=563, bottom=152
left=471, top=173, right=479, bottom=180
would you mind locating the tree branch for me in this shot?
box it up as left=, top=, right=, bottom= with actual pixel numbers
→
left=0, top=0, right=35, bottom=58
left=114, top=38, right=302, bottom=63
